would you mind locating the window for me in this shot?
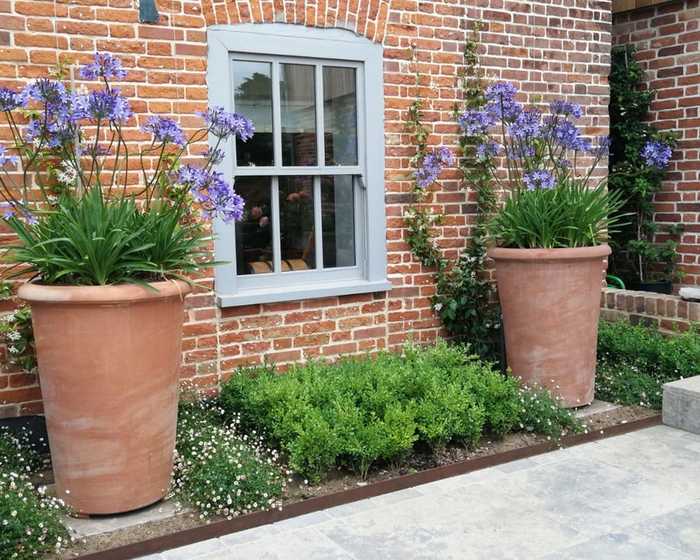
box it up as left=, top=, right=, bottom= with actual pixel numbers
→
left=208, top=25, right=390, bottom=306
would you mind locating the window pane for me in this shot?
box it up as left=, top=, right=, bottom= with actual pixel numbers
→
left=280, top=64, right=317, bottom=166
left=279, top=177, right=316, bottom=271
left=322, top=176, right=355, bottom=268
left=233, top=60, right=273, bottom=166
left=235, top=177, right=273, bottom=275
left=323, top=67, right=358, bottom=166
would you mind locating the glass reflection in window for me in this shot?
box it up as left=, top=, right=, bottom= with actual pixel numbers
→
left=321, top=176, right=355, bottom=268
left=280, top=64, right=317, bottom=167
left=235, top=177, right=273, bottom=275
left=279, top=176, right=316, bottom=271
left=323, top=67, right=358, bottom=166
left=233, top=60, right=273, bottom=166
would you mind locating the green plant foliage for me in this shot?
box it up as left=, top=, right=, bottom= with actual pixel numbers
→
left=597, top=319, right=700, bottom=409
left=0, top=428, right=67, bottom=560
left=4, top=187, right=209, bottom=286
left=0, top=305, right=36, bottom=372
left=489, top=180, right=626, bottom=249
left=608, top=45, right=681, bottom=286
left=172, top=400, right=286, bottom=519
left=219, top=342, right=581, bottom=482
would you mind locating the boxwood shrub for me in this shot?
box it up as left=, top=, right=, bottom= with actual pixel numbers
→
left=220, top=342, right=580, bottom=482
left=597, top=319, right=700, bottom=409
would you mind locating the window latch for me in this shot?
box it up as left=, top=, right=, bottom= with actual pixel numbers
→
left=356, top=175, right=367, bottom=190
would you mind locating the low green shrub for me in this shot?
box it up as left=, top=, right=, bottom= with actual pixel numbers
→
left=220, top=342, right=580, bottom=482
left=171, top=401, right=286, bottom=519
left=0, top=428, right=67, bottom=560
left=597, top=319, right=700, bottom=408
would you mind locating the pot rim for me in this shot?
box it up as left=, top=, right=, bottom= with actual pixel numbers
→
left=18, top=279, right=192, bottom=305
left=488, top=244, right=611, bottom=262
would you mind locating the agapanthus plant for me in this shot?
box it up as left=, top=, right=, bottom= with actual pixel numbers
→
left=459, top=82, right=624, bottom=248
left=0, top=52, right=252, bottom=285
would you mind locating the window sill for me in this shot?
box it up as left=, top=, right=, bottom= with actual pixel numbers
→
left=216, top=279, right=392, bottom=307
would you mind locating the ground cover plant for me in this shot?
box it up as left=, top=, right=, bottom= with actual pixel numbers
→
left=171, top=400, right=287, bottom=520
left=220, top=342, right=581, bottom=482
left=0, top=428, right=67, bottom=560
left=596, top=319, right=700, bottom=408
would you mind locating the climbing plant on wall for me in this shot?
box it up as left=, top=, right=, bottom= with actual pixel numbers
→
left=404, top=22, right=501, bottom=360
left=608, top=44, right=680, bottom=292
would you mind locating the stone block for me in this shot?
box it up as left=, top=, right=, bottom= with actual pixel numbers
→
left=663, top=376, right=700, bottom=435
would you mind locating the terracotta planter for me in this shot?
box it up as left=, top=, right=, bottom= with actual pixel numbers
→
left=18, top=280, right=190, bottom=515
left=488, top=245, right=610, bottom=408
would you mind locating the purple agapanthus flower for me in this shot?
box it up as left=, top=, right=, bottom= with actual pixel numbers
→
left=549, top=100, right=583, bottom=119
left=23, top=79, right=68, bottom=110
left=80, top=52, right=128, bottom=81
left=198, top=106, right=254, bottom=141
left=458, top=109, right=494, bottom=136
left=523, top=170, right=555, bottom=191
left=24, top=119, right=72, bottom=148
left=508, top=109, right=542, bottom=139
left=0, top=202, right=15, bottom=220
left=0, top=87, right=27, bottom=112
left=485, top=82, right=522, bottom=121
left=641, top=139, right=672, bottom=168
left=142, top=116, right=186, bottom=146
left=547, top=119, right=584, bottom=151
left=476, top=141, right=501, bottom=160
left=177, top=164, right=245, bottom=223
left=79, top=89, right=131, bottom=123
left=0, top=145, right=18, bottom=167
left=415, top=146, right=454, bottom=189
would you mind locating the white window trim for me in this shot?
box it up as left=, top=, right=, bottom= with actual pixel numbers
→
left=207, top=24, right=390, bottom=307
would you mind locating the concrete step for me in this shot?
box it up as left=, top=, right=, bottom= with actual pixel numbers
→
left=663, top=376, right=700, bottom=435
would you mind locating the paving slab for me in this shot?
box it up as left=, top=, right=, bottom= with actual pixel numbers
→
left=664, top=375, right=700, bottom=434
left=65, top=500, right=187, bottom=538
left=146, top=425, right=700, bottom=559
left=573, top=399, right=621, bottom=418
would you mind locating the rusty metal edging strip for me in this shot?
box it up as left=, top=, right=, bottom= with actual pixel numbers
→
left=76, top=414, right=662, bottom=560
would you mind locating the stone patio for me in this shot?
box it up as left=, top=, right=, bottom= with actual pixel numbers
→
left=138, top=425, right=700, bottom=559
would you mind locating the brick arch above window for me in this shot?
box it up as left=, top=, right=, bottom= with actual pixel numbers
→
left=201, top=0, right=392, bottom=43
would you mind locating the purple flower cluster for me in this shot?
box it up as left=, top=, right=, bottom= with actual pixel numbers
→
left=509, top=109, right=542, bottom=139
left=415, top=146, right=454, bottom=189
left=177, top=165, right=245, bottom=223
left=641, top=139, right=672, bottom=168
left=199, top=106, right=254, bottom=141
left=485, top=82, right=522, bottom=121
left=24, top=79, right=68, bottom=110
left=523, top=170, right=555, bottom=191
left=142, top=116, right=186, bottom=146
left=458, top=109, right=494, bottom=136
left=0, top=87, right=27, bottom=112
left=476, top=141, right=500, bottom=160
left=0, top=145, right=17, bottom=167
left=80, top=52, right=128, bottom=81
left=547, top=119, right=586, bottom=151
left=549, top=100, right=583, bottom=119
left=79, top=89, right=131, bottom=123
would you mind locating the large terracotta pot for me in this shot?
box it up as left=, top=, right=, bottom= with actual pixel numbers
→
left=488, top=245, right=610, bottom=408
left=18, top=280, right=190, bottom=515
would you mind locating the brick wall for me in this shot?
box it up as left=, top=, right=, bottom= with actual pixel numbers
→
left=601, top=287, right=700, bottom=332
left=613, top=0, right=700, bottom=286
left=0, top=0, right=612, bottom=418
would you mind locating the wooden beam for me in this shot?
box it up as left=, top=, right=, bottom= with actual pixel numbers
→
left=612, top=0, right=675, bottom=13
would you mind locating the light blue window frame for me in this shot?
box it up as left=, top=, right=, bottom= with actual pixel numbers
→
left=208, top=24, right=390, bottom=307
